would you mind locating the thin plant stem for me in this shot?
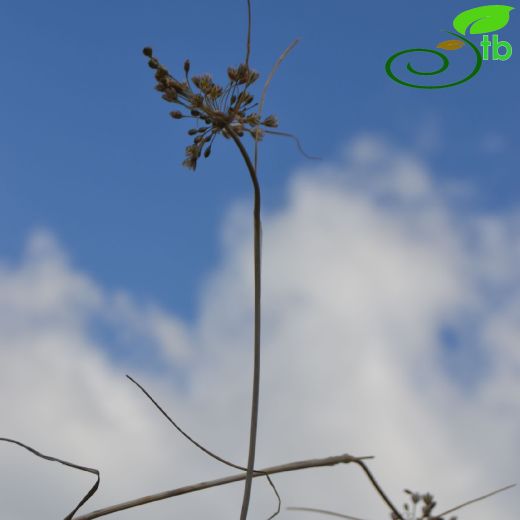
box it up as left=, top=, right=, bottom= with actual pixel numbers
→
left=287, top=459, right=403, bottom=520
left=237, top=3, right=259, bottom=517
left=436, top=483, right=516, bottom=517
left=73, top=453, right=372, bottom=520
left=254, top=38, right=300, bottom=172
left=226, top=125, right=262, bottom=520
left=263, top=130, right=321, bottom=160
left=245, top=0, right=252, bottom=68
left=0, top=437, right=100, bottom=520
left=286, top=506, right=370, bottom=520
left=126, top=374, right=282, bottom=518
left=354, top=460, right=403, bottom=520
left=258, top=39, right=299, bottom=117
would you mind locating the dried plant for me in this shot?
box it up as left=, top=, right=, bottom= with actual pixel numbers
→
left=142, top=46, right=276, bottom=171
left=287, top=484, right=516, bottom=520
left=0, top=1, right=515, bottom=519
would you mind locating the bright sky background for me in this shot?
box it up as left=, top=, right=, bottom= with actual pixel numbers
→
left=1, top=1, right=519, bottom=519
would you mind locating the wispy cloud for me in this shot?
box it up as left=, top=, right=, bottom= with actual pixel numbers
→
left=1, top=136, right=519, bottom=519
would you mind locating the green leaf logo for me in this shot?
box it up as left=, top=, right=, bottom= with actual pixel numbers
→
left=453, top=5, right=514, bottom=35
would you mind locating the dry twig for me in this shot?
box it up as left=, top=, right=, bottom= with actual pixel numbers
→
left=287, top=506, right=370, bottom=520
left=437, top=483, right=516, bottom=518
left=126, top=374, right=282, bottom=519
left=73, top=453, right=372, bottom=519
left=254, top=38, right=301, bottom=171
left=0, top=437, right=99, bottom=520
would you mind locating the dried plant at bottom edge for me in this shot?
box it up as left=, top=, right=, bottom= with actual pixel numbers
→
left=394, top=490, right=457, bottom=520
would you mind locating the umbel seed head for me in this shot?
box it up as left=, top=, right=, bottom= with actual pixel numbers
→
left=142, top=47, right=279, bottom=171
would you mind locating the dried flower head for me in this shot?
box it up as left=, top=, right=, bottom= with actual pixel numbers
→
left=142, top=47, right=278, bottom=171
left=399, top=490, right=457, bottom=520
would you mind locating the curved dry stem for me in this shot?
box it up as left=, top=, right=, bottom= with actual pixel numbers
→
left=254, top=38, right=300, bottom=171
left=127, top=375, right=242, bottom=470
left=226, top=125, right=262, bottom=520
left=126, top=374, right=281, bottom=519
left=263, top=130, right=321, bottom=160
left=0, top=437, right=100, bottom=520
left=267, top=480, right=282, bottom=520
left=245, top=0, right=252, bottom=68
left=437, top=483, right=516, bottom=517
left=354, top=460, right=403, bottom=520
left=258, top=38, right=299, bottom=117
left=287, top=458, right=403, bottom=520
left=287, top=506, right=370, bottom=520
left=73, top=453, right=372, bottom=520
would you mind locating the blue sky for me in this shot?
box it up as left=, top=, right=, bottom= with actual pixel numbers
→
left=1, top=0, right=518, bottom=322
left=1, top=2, right=520, bottom=519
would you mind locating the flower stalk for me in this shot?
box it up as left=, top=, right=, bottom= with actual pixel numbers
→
left=142, top=36, right=274, bottom=518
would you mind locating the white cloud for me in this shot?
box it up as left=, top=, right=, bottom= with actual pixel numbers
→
left=1, top=136, right=519, bottom=519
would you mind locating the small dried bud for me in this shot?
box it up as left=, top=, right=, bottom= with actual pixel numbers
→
left=209, top=84, right=223, bottom=99
left=247, top=70, right=260, bottom=84
left=155, top=68, right=168, bottom=81
left=423, top=493, right=434, bottom=505
left=155, top=83, right=167, bottom=92
left=191, top=94, right=204, bottom=107
left=182, top=157, right=197, bottom=170
left=183, top=144, right=200, bottom=170
left=227, top=67, right=238, bottom=82
left=204, top=146, right=212, bottom=158
left=262, top=114, right=278, bottom=128
left=184, top=59, right=190, bottom=74
left=170, top=110, right=184, bottom=119
left=193, top=74, right=214, bottom=94
left=251, top=127, right=264, bottom=141
left=163, top=77, right=175, bottom=88
left=162, top=89, right=178, bottom=102
left=188, top=128, right=198, bottom=135
left=246, top=114, right=261, bottom=126
left=142, top=47, right=153, bottom=57
left=191, top=109, right=201, bottom=117
left=148, top=58, right=159, bottom=69
left=237, top=63, right=249, bottom=83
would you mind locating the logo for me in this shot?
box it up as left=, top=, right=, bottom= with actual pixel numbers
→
left=386, top=5, right=514, bottom=89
